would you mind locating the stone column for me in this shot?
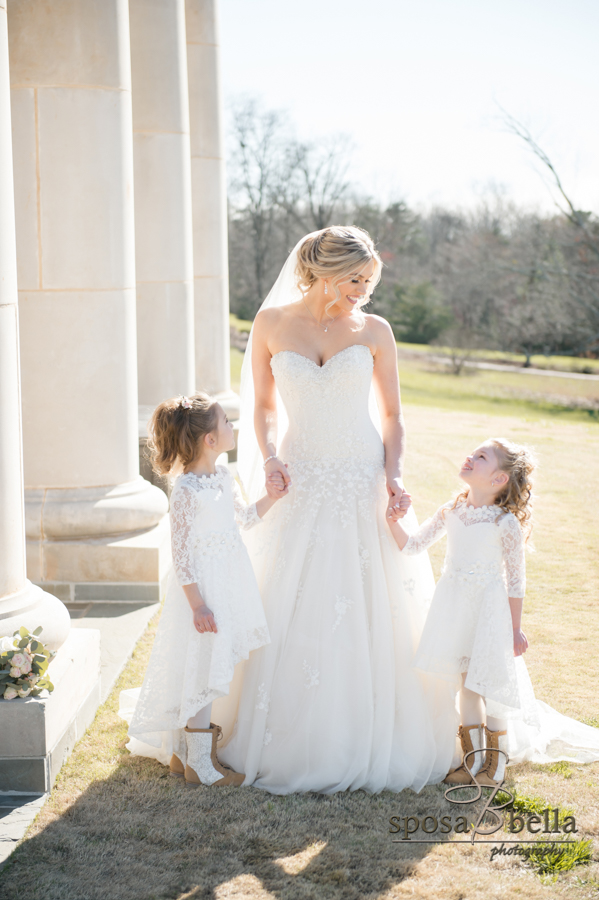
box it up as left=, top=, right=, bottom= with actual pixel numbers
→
left=186, top=0, right=238, bottom=416
left=0, top=1, right=69, bottom=652
left=9, top=0, right=169, bottom=604
left=129, top=0, right=195, bottom=413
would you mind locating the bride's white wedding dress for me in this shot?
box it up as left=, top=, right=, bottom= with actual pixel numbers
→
left=216, top=343, right=458, bottom=793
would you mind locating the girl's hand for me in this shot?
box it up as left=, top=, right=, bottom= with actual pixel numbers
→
left=387, top=487, right=411, bottom=521
left=193, top=605, right=217, bottom=634
left=265, top=457, right=290, bottom=498
left=266, top=468, right=288, bottom=495
left=513, top=628, right=528, bottom=657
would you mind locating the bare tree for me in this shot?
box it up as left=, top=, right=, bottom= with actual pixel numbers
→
left=501, top=109, right=599, bottom=354
left=228, top=98, right=290, bottom=308
left=226, top=97, right=598, bottom=361
left=227, top=99, right=355, bottom=315
left=277, top=136, right=353, bottom=232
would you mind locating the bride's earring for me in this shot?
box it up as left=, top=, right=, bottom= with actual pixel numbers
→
left=324, top=281, right=328, bottom=295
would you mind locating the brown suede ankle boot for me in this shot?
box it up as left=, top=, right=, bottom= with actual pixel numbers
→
left=169, top=754, right=185, bottom=777
left=169, top=728, right=187, bottom=777
left=444, top=724, right=486, bottom=785
left=184, top=724, right=244, bottom=787
left=476, top=727, right=508, bottom=786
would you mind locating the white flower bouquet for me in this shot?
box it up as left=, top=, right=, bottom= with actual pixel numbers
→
left=0, top=626, right=54, bottom=700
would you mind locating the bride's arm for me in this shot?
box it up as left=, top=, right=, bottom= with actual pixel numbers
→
left=252, top=311, right=291, bottom=496
left=371, top=317, right=406, bottom=506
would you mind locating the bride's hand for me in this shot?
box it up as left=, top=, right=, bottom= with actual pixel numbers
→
left=266, top=470, right=289, bottom=497
left=265, top=457, right=291, bottom=498
left=387, top=490, right=412, bottom=521
left=386, top=480, right=409, bottom=520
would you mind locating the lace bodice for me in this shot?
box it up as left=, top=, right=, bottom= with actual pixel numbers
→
left=270, top=345, right=383, bottom=465
left=170, top=466, right=261, bottom=585
left=403, top=500, right=526, bottom=597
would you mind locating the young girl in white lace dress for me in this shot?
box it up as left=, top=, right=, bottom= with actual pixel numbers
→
left=389, top=438, right=537, bottom=785
left=121, top=393, right=281, bottom=787
left=389, top=436, right=599, bottom=785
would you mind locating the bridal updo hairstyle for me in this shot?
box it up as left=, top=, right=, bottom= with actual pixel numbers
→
left=147, top=392, right=219, bottom=476
left=295, top=226, right=382, bottom=313
left=453, top=438, right=537, bottom=540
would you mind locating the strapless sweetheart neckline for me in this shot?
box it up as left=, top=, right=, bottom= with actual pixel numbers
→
left=270, top=343, right=373, bottom=370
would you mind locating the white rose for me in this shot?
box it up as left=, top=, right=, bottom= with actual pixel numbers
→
left=17, top=686, right=32, bottom=698
left=19, top=660, right=32, bottom=675
left=9, top=666, right=21, bottom=678
left=3, top=685, right=18, bottom=700
left=0, top=636, right=16, bottom=653
left=11, top=652, right=26, bottom=668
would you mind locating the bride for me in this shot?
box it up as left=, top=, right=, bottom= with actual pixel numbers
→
left=215, top=226, right=457, bottom=793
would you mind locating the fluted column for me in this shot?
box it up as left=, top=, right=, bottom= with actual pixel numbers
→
left=130, top=0, right=195, bottom=408
left=186, top=0, right=237, bottom=414
left=9, top=0, right=168, bottom=599
left=0, top=1, right=69, bottom=651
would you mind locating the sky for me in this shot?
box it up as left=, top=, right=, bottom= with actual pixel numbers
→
left=219, top=0, right=599, bottom=213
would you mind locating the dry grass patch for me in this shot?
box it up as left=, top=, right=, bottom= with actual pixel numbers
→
left=0, top=405, right=598, bottom=900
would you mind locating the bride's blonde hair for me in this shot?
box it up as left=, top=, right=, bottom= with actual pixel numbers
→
left=295, top=226, right=382, bottom=314
left=453, top=438, right=537, bottom=540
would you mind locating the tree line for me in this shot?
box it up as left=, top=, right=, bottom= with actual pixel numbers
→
left=227, top=98, right=599, bottom=362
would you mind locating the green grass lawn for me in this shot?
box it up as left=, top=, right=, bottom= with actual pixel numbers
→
left=397, top=341, right=599, bottom=375
left=231, top=345, right=244, bottom=394
left=230, top=313, right=599, bottom=374
left=398, top=355, right=599, bottom=424
left=230, top=313, right=253, bottom=333
left=2, top=347, right=598, bottom=900
left=231, top=339, right=598, bottom=424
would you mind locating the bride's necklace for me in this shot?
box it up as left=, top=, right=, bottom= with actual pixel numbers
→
left=303, top=298, right=342, bottom=333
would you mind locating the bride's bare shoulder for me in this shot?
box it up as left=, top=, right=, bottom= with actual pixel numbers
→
left=255, top=303, right=302, bottom=330
left=362, top=313, right=394, bottom=339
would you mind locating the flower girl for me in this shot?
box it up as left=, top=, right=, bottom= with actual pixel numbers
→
left=121, top=393, right=282, bottom=787
left=388, top=437, right=599, bottom=785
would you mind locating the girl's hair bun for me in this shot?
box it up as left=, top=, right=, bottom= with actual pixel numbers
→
left=147, top=392, right=219, bottom=475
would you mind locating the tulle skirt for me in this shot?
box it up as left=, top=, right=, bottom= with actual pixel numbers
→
left=215, top=458, right=459, bottom=794
left=121, top=541, right=270, bottom=758
left=413, top=572, right=599, bottom=766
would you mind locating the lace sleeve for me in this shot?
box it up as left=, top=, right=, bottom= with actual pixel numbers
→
left=170, top=480, right=200, bottom=585
left=499, top=514, right=526, bottom=597
left=402, top=505, right=448, bottom=555
left=230, top=474, right=261, bottom=530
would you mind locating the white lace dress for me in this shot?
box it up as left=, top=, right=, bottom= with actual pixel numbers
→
left=404, top=500, right=599, bottom=765
left=215, top=345, right=459, bottom=794
left=119, top=467, right=270, bottom=764
left=406, top=501, right=526, bottom=714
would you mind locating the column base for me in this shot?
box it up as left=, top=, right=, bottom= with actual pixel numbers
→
left=0, top=629, right=101, bottom=793
left=25, top=477, right=168, bottom=541
left=0, top=581, right=70, bottom=653
left=26, top=515, right=172, bottom=604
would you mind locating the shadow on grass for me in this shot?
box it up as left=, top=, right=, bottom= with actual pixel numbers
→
left=0, top=749, right=460, bottom=900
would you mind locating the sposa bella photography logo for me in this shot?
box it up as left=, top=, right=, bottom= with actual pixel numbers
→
left=389, top=749, right=581, bottom=861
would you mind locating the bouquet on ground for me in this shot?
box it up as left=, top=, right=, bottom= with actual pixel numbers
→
left=0, top=626, right=54, bottom=700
